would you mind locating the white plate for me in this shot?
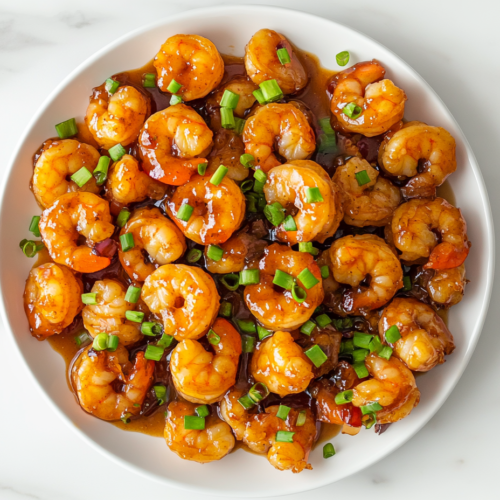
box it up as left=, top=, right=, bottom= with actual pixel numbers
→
left=0, top=5, right=494, bottom=498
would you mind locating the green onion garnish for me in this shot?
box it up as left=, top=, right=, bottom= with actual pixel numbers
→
left=353, top=361, right=369, bottom=379
left=116, top=209, right=131, bottom=228
left=369, top=335, right=383, bottom=354
left=275, top=430, right=295, bottom=443
left=335, top=390, right=354, bottom=405
left=296, top=410, right=307, bottom=426
left=253, top=179, right=266, bottom=194
left=108, top=144, right=127, bottom=162
left=81, top=293, right=98, bottom=305
left=257, top=325, right=272, bottom=341
left=92, top=333, right=108, bottom=351
left=355, top=170, right=371, bottom=186
left=220, top=89, right=240, bottom=109
left=379, top=346, right=393, bottom=360
left=170, top=95, right=183, bottom=105
left=298, top=242, right=318, bottom=255
left=283, top=215, right=297, bottom=231
left=220, top=301, right=232, bottom=318
left=167, top=79, right=182, bottom=94
left=385, top=325, right=402, bottom=344
left=186, top=248, right=202, bottom=263
left=75, top=330, right=92, bottom=347
left=195, top=405, right=209, bottom=418
left=353, top=331, right=373, bottom=349
left=237, top=319, right=256, bottom=334
left=361, top=402, right=383, bottom=415
left=316, top=314, right=331, bottom=328
left=70, top=167, right=92, bottom=188
left=157, top=333, right=174, bottom=348
left=352, top=348, right=369, bottom=363
left=363, top=413, right=377, bottom=429
left=318, top=133, right=337, bottom=154
left=55, top=118, right=78, bottom=139
left=252, top=88, right=267, bottom=105
left=197, top=162, right=208, bottom=175
left=220, top=273, right=239, bottom=291
left=253, top=169, right=267, bottom=184
left=276, top=404, right=291, bottom=420
left=154, top=385, right=167, bottom=405
left=305, top=187, right=324, bottom=203
left=323, top=443, right=336, bottom=459
left=276, top=47, right=291, bottom=65
left=300, top=320, right=316, bottom=336
left=248, top=382, right=270, bottom=403
left=336, top=51, right=350, bottom=66
left=292, top=284, right=307, bottom=303
left=94, top=156, right=111, bottom=186
left=121, top=413, right=132, bottom=424
left=238, top=394, right=255, bottom=410
left=297, top=268, right=320, bottom=290
left=221, top=107, right=236, bottom=129
left=320, top=266, right=329, bottom=279
left=240, top=179, right=254, bottom=193
left=124, top=285, right=141, bottom=304
left=234, top=117, right=246, bottom=135
left=305, top=344, right=328, bottom=367
left=319, top=117, right=335, bottom=135
left=239, top=269, right=260, bottom=286
left=207, top=329, right=221, bottom=345
left=141, top=322, right=162, bottom=336
left=207, top=244, right=224, bottom=262
left=242, top=335, right=256, bottom=353
left=106, top=334, right=119, bottom=352
left=125, top=310, right=144, bottom=323
left=176, top=203, right=194, bottom=222
left=264, top=202, right=285, bottom=226
left=343, top=102, right=363, bottom=119
left=340, top=339, right=355, bottom=353
left=120, top=233, right=135, bottom=252
left=272, top=269, right=294, bottom=290
left=144, top=345, right=164, bottom=361
left=29, top=216, right=41, bottom=238
left=259, top=79, right=283, bottom=102
left=240, top=153, right=255, bottom=168
left=184, top=415, right=205, bottom=430
left=210, top=165, right=228, bottom=186
left=403, top=276, right=412, bottom=291
left=143, top=73, right=156, bottom=88
left=105, top=78, right=120, bottom=94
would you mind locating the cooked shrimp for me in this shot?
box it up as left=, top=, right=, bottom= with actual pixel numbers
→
left=333, top=157, right=401, bottom=227
left=138, top=104, right=213, bottom=186
left=72, top=345, right=154, bottom=421
left=427, top=264, right=466, bottom=306
left=316, top=250, right=341, bottom=294
left=39, top=192, right=114, bottom=273
left=32, top=139, right=101, bottom=209
left=154, top=34, right=224, bottom=101
left=105, top=155, right=166, bottom=205
left=166, top=174, right=245, bottom=245
left=329, top=60, right=406, bottom=137
left=82, top=279, right=143, bottom=345
left=24, top=263, right=83, bottom=340
left=251, top=331, right=314, bottom=396
left=118, top=207, right=186, bottom=282
left=352, top=353, right=420, bottom=424
left=211, top=75, right=258, bottom=118
left=243, top=103, right=316, bottom=172
left=392, top=197, right=470, bottom=269
left=220, top=388, right=316, bottom=473
left=170, top=318, right=241, bottom=404
left=244, top=243, right=324, bottom=330
left=141, top=264, right=220, bottom=340
left=264, top=160, right=343, bottom=243
left=244, top=29, right=308, bottom=94
left=379, top=297, right=455, bottom=372
left=164, top=401, right=234, bottom=463
left=207, top=129, right=249, bottom=181
left=86, top=83, right=149, bottom=149
left=379, top=121, right=456, bottom=198
left=329, top=234, right=403, bottom=313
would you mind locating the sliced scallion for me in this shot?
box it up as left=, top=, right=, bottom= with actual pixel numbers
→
left=176, top=203, right=194, bottom=222
left=305, top=345, right=328, bottom=368
left=124, top=285, right=141, bottom=304
left=210, top=165, right=228, bottom=186
left=264, top=202, right=285, bottom=226
left=343, top=102, right=363, bottom=119
left=108, top=144, right=127, bottom=162
left=220, top=89, right=240, bottom=109
left=120, top=233, right=135, bottom=252
left=297, top=268, right=320, bottom=290
left=276, top=47, right=291, bottom=65
left=55, top=118, right=78, bottom=139
left=125, top=310, right=144, bottom=323
left=70, top=167, right=92, bottom=188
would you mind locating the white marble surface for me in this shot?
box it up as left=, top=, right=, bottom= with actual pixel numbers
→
left=0, top=0, right=499, bottom=499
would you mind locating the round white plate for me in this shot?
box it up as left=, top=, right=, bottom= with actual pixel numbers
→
left=0, top=5, right=494, bottom=497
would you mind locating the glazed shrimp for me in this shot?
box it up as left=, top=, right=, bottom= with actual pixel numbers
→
left=85, top=83, right=150, bottom=149
left=251, top=331, right=314, bottom=396
left=24, top=263, right=83, bottom=340
left=72, top=345, right=154, bottom=421
left=379, top=298, right=455, bottom=372
left=164, top=401, right=234, bottom=463
left=220, top=388, right=316, bottom=473
left=427, top=264, right=466, bottom=306
left=32, top=139, right=101, bottom=209
left=138, top=104, right=213, bottom=186
left=333, top=157, right=401, bottom=227
left=352, top=353, right=420, bottom=424
left=154, top=34, right=224, bottom=101
left=141, top=264, right=220, bottom=340
left=170, top=318, right=242, bottom=404
left=391, top=197, right=470, bottom=269
left=211, top=75, right=259, bottom=119
left=166, top=174, right=245, bottom=245
left=82, top=279, right=143, bottom=346
left=329, top=234, right=403, bottom=313
left=39, top=192, right=114, bottom=273
left=105, top=155, right=166, bottom=206
left=244, top=29, right=308, bottom=94
left=264, top=160, right=343, bottom=244
left=379, top=121, right=457, bottom=198
left=329, top=60, right=406, bottom=137
left=119, top=207, right=186, bottom=282
left=243, top=103, right=316, bottom=172
left=244, top=243, right=324, bottom=330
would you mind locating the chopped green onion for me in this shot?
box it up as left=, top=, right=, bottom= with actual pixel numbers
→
left=220, top=301, right=232, bottom=318
left=170, top=95, right=183, bottom=105
left=343, top=317, right=354, bottom=329
left=276, top=404, right=291, bottom=420
left=276, top=47, right=291, bottom=65
left=176, top=203, right=194, bottom=222
left=120, top=233, right=135, bottom=252
left=234, top=117, right=246, bottom=135
left=220, top=273, right=240, bottom=291
left=305, top=187, right=324, bottom=203
left=141, top=322, right=162, bottom=336
left=323, top=443, right=336, bottom=459
left=385, top=325, right=402, bottom=344
left=297, top=268, right=320, bottom=290
left=259, top=79, right=283, bottom=102
left=379, top=346, right=393, bottom=360
left=272, top=269, right=294, bottom=290
left=248, top=382, right=270, bottom=403
left=133, top=403, right=140, bottom=408
left=240, top=153, right=255, bottom=168
left=186, top=248, right=202, bottom=263
left=353, top=332, right=374, bottom=349
left=352, top=348, right=369, bottom=363
left=335, top=390, right=354, bottom=405
left=257, top=325, right=272, bottom=341
left=19, top=240, right=44, bottom=259
left=298, top=242, right=319, bottom=256
left=283, top=215, right=297, bottom=231
left=292, top=284, right=307, bottom=303
left=237, top=319, right=256, bottom=334
left=108, top=144, right=127, bottom=162
left=116, top=209, right=131, bottom=228
left=220, top=89, right=240, bottom=109
left=305, top=345, right=328, bottom=367
left=81, top=293, right=98, bottom=305
left=167, top=79, right=182, bottom=94
left=106, top=334, right=119, bottom=352
left=55, top=118, right=78, bottom=139
left=403, top=276, right=412, bottom=291
left=195, top=405, right=209, bottom=418
left=252, top=88, right=267, bottom=105
left=242, top=335, right=255, bottom=353
left=343, top=102, right=363, bottom=119
left=240, top=179, right=254, bottom=193
left=316, top=314, right=332, bottom=328
left=253, top=179, right=266, bottom=193
left=300, top=320, right=316, bottom=336
left=361, top=402, right=383, bottom=415
left=319, top=117, right=335, bottom=135
left=207, top=329, right=221, bottom=345
left=336, top=51, right=350, bottom=66
left=144, top=345, right=164, bottom=361
left=340, top=339, right=355, bottom=353
left=207, top=244, right=224, bottom=261
left=125, top=285, right=141, bottom=304
left=29, top=216, right=41, bottom=237
left=121, top=413, right=132, bottom=424
left=70, top=167, right=92, bottom=188
left=369, top=335, right=383, bottom=354
left=238, top=394, right=255, bottom=410
left=296, top=410, right=307, bottom=426
left=210, top=165, right=228, bottom=186
left=75, top=330, right=92, bottom=347
left=239, top=269, right=260, bottom=286
left=105, top=78, right=120, bottom=94
left=320, top=265, right=330, bottom=279
left=275, top=430, right=294, bottom=443
left=94, top=156, right=111, bottom=186
left=157, top=333, right=174, bottom=348
left=318, top=133, right=338, bottom=154
left=154, top=385, right=167, bottom=405
left=197, top=162, right=208, bottom=175
left=143, top=73, right=156, bottom=88
left=355, top=170, right=371, bottom=186
left=184, top=415, right=205, bottom=430
left=353, top=361, right=369, bottom=379
left=125, top=310, right=144, bottom=323
left=264, top=202, right=285, bottom=226
left=363, top=412, right=377, bottom=429
left=253, top=169, right=267, bottom=183
left=221, top=107, right=236, bottom=129
left=92, top=333, right=108, bottom=351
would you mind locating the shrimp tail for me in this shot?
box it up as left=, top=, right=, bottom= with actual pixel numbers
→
left=143, top=157, right=205, bottom=186
left=73, top=253, right=111, bottom=273
left=424, top=241, right=470, bottom=270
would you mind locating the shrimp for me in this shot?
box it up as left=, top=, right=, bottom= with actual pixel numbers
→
left=244, top=29, right=308, bottom=94
left=427, top=264, right=466, bottom=306
left=211, top=75, right=259, bottom=119
left=352, top=353, right=420, bottom=424
left=164, top=401, right=234, bottom=463
left=24, top=263, right=83, bottom=340
left=242, top=103, right=316, bottom=172
left=244, top=243, right=324, bottom=330
left=39, top=192, right=115, bottom=273
left=85, top=83, right=150, bottom=149
left=329, top=234, right=403, bottom=313
left=82, top=279, right=143, bottom=346
left=72, top=345, right=154, bottom=421
left=332, top=157, right=401, bottom=227
left=166, top=174, right=245, bottom=245
left=379, top=298, right=455, bottom=372
left=154, top=34, right=224, bottom=101
left=251, top=331, right=314, bottom=396
left=32, top=139, right=101, bottom=209
left=379, top=121, right=456, bottom=198
left=329, top=60, right=406, bottom=137
left=118, top=207, right=186, bottom=282
left=170, top=318, right=242, bottom=404
left=141, top=264, right=220, bottom=341
left=138, top=104, right=213, bottom=186
left=264, top=160, right=343, bottom=244
left=391, top=197, right=470, bottom=269
left=206, top=129, right=249, bottom=182
left=316, top=250, right=341, bottom=294
left=220, top=388, right=316, bottom=473
left=105, top=155, right=166, bottom=206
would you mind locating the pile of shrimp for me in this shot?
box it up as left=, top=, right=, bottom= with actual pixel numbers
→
left=22, top=27, right=469, bottom=473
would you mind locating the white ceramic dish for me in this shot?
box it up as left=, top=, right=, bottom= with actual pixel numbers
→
left=0, top=5, right=494, bottom=497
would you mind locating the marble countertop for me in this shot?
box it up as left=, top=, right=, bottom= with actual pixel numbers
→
left=1, top=0, right=499, bottom=499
